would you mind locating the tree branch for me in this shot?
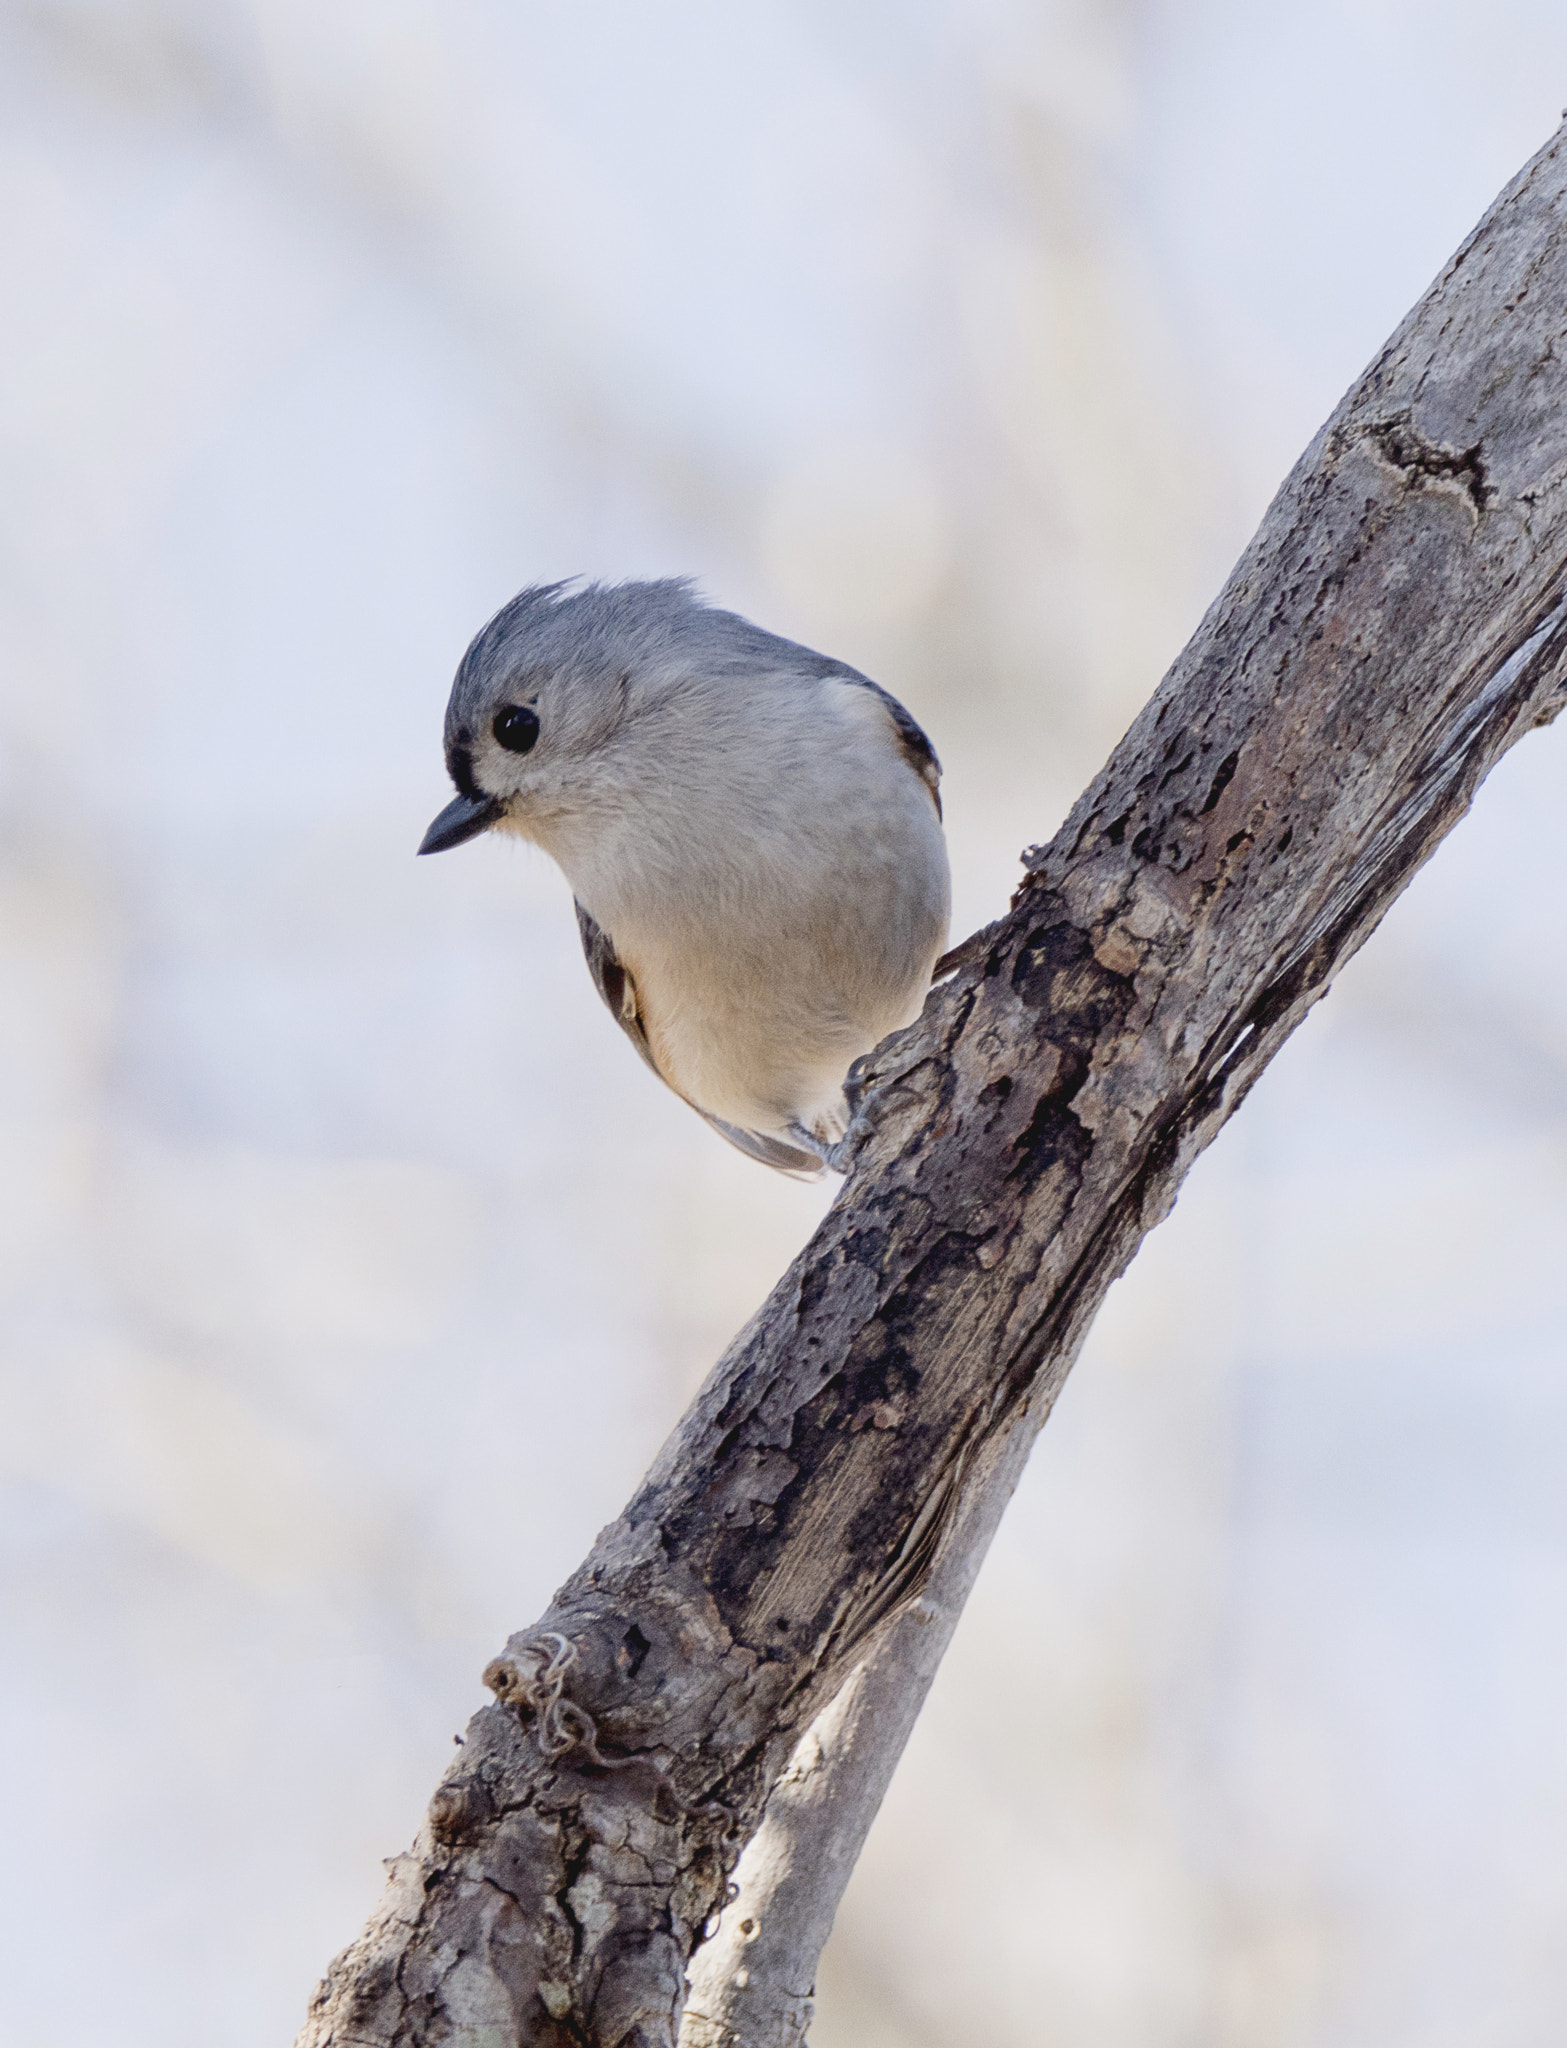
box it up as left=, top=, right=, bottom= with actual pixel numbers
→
left=297, top=126, right=1567, bottom=2048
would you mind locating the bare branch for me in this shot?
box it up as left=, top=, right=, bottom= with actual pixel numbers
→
left=298, top=126, right=1567, bottom=2048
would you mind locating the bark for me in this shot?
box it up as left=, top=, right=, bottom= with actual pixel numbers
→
left=678, top=1415, right=1030, bottom=2048
left=297, top=127, right=1567, bottom=2048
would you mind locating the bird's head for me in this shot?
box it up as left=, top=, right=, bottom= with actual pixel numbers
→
left=421, top=580, right=626, bottom=855
left=419, top=577, right=790, bottom=857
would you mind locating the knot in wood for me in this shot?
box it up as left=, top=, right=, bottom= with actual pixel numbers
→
left=482, top=1629, right=627, bottom=1767
left=426, top=1776, right=489, bottom=1844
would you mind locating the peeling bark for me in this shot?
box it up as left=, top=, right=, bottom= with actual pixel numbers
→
left=297, top=128, right=1567, bottom=2048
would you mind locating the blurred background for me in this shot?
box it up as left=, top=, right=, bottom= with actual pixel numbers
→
left=3, top=2, right=1567, bottom=2042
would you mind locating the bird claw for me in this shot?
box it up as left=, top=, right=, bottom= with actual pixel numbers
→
left=784, top=1121, right=846, bottom=1175
left=787, top=1111, right=875, bottom=1177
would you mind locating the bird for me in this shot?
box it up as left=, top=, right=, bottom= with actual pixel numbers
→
left=418, top=579, right=951, bottom=1175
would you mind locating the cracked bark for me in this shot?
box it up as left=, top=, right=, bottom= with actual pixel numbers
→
left=297, top=127, right=1567, bottom=2048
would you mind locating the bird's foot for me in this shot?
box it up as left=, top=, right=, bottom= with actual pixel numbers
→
left=784, top=1120, right=847, bottom=1175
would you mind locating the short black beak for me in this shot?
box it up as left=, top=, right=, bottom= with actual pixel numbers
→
left=418, top=791, right=503, bottom=855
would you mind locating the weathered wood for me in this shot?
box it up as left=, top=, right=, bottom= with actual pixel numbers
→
left=297, top=126, right=1567, bottom=2048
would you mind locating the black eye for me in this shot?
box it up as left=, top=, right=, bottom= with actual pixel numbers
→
left=493, top=704, right=540, bottom=754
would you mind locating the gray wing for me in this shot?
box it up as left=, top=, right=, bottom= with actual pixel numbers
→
left=574, top=899, right=660, bottom=1079
left=573, top=902, right=825, bottom=1178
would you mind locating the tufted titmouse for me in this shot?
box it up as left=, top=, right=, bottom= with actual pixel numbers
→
left=419, top=580, right=950, bottom=1174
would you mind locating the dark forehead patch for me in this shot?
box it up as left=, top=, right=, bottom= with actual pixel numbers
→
left=445, top=733, right=478, bottom=796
